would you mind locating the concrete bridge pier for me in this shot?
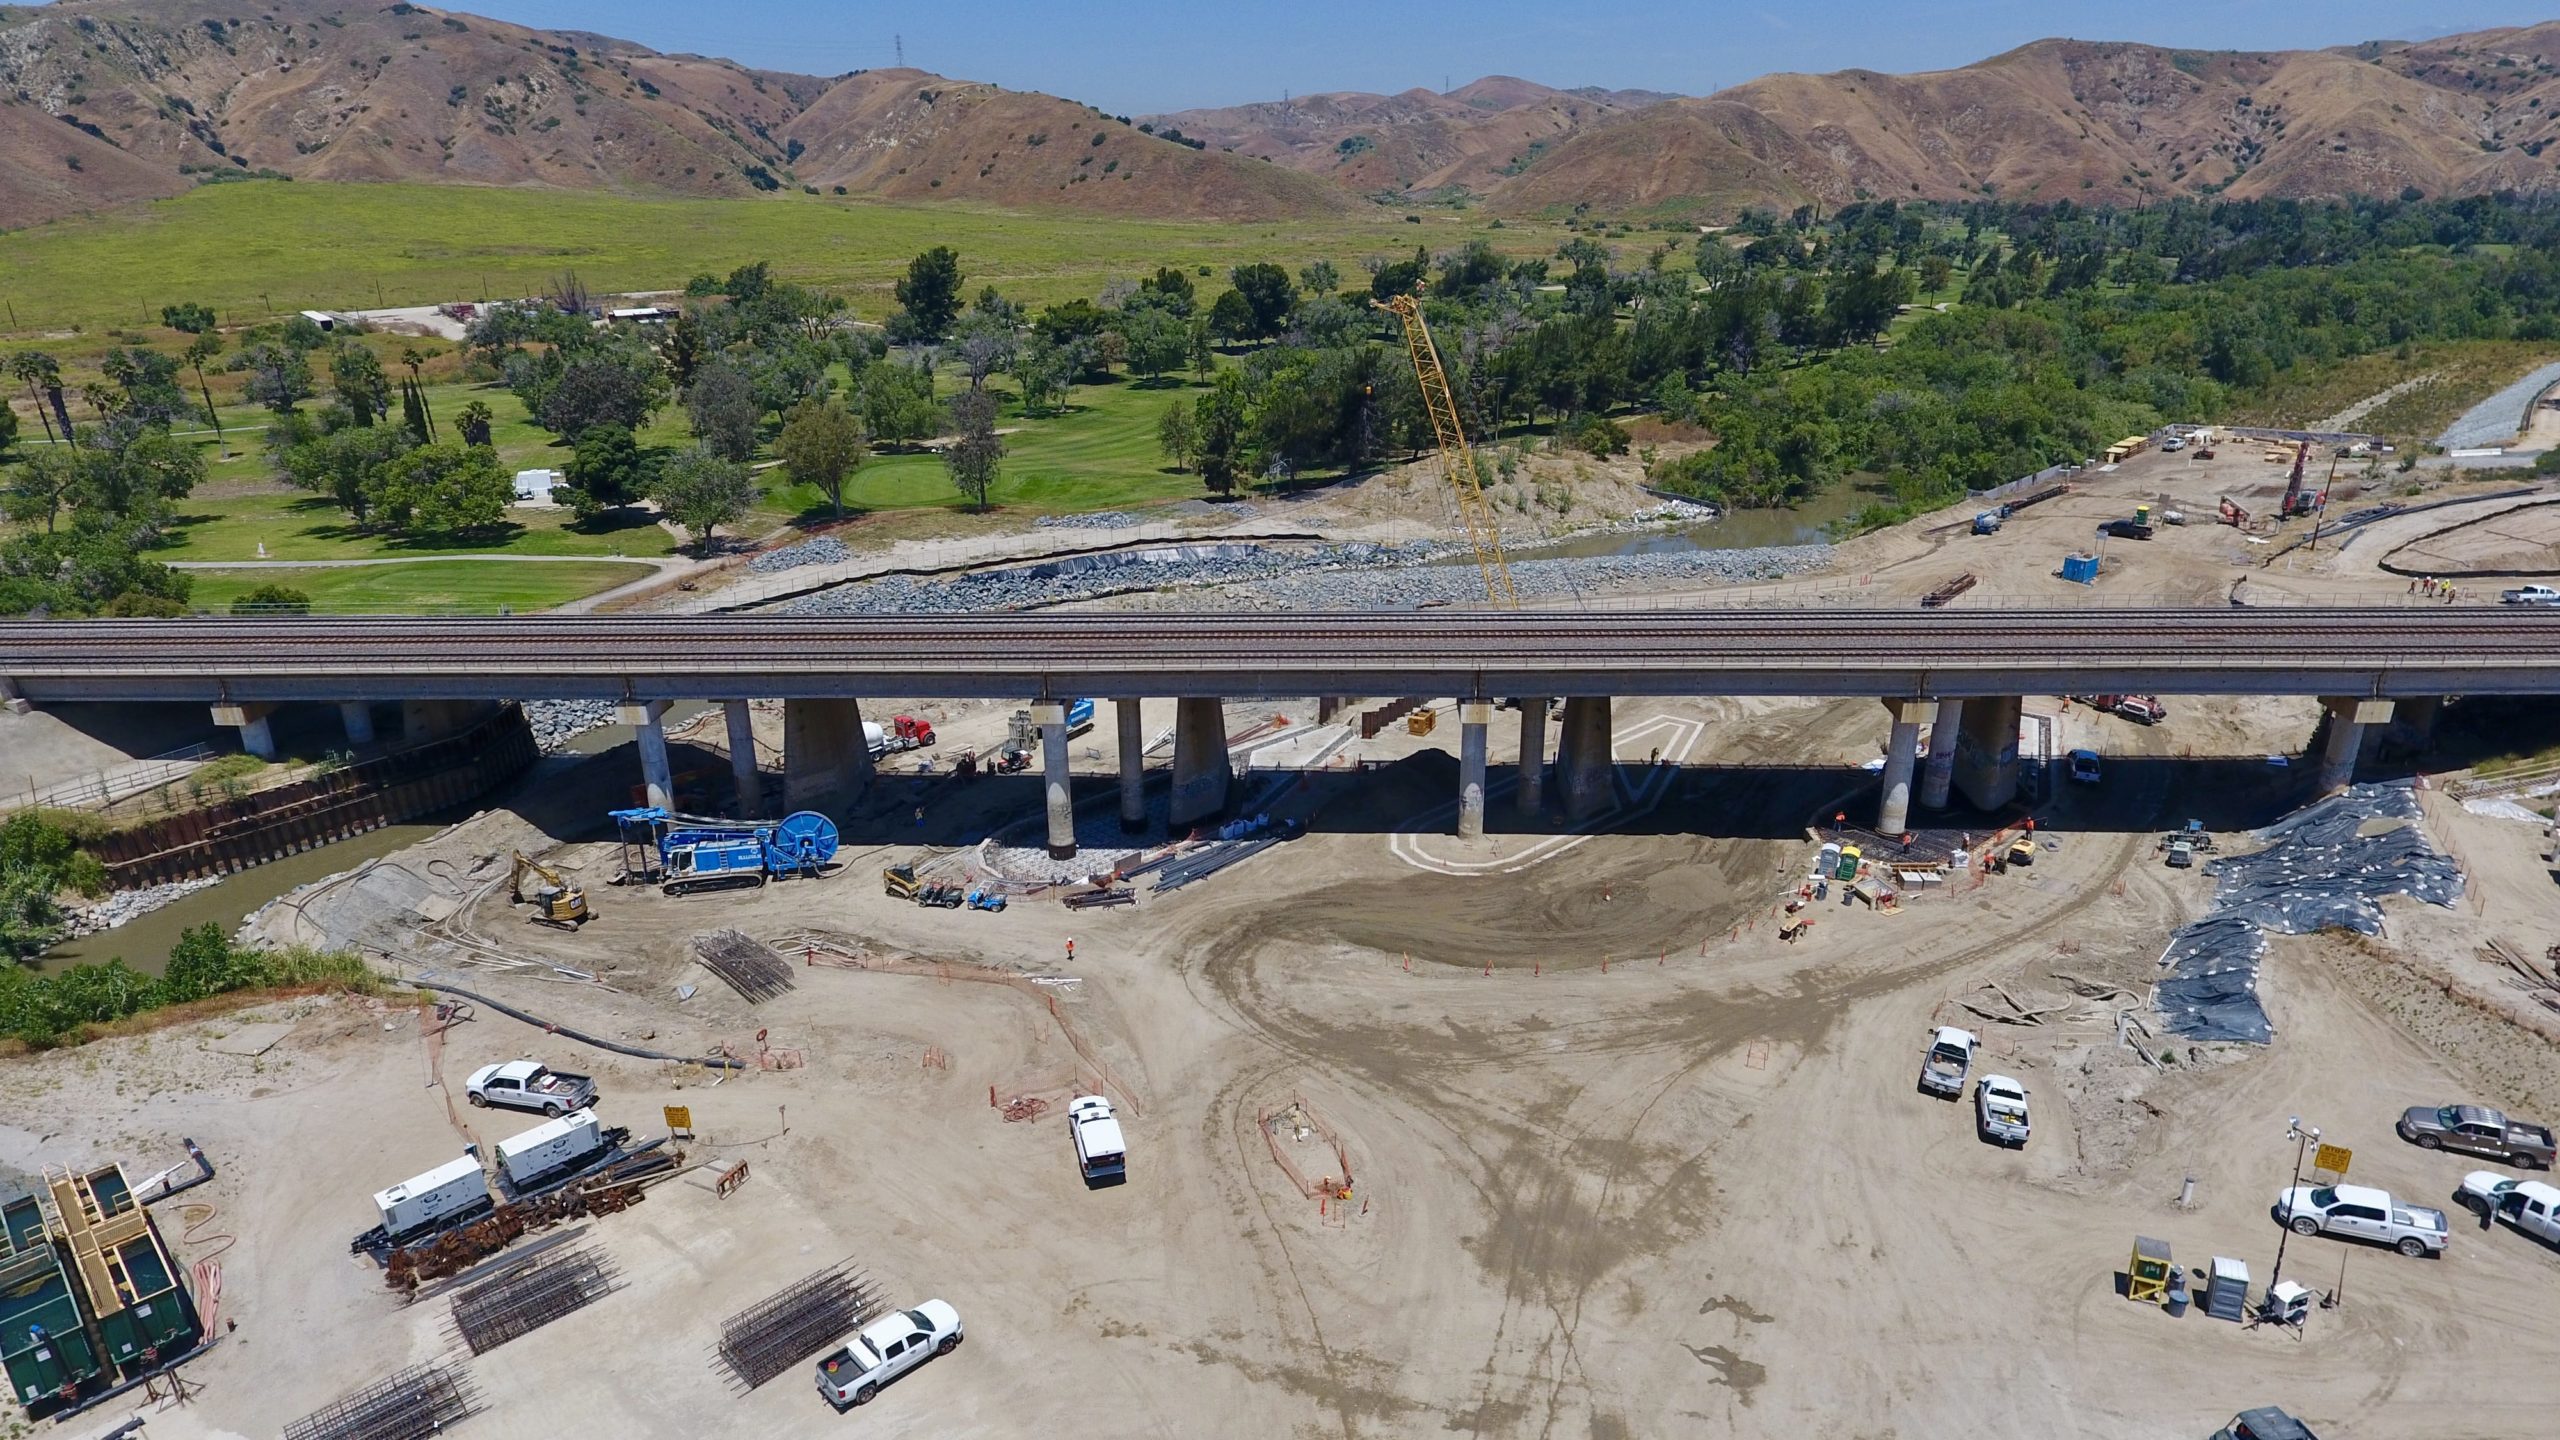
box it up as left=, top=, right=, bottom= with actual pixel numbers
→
left=1876, top=698, right=1933, bottom=836
left=0, top=676, right=27, bottom=715
left=1953, top=695, right=2024, bottom=812
left=2318, top=697, right=2395, bottom=794
left=723, top=700, right=762, bottom=817
left=212, top=701, right=278, bottom=761
left=339, top=701, right=377, bottom=746
left=784, top=697, right=871, bottom=817
left=1035, top=701, right=1076, bottom=859
left=1516, top=697, right=1549, bottom=814
left=619, top=699, right=674, bottom=811
left=1558, top=696, right=1613, bottom=822
left=2392, top=695, right=2445, bottom=753
left=1457, top=701, right=1492, bottom=839
left=1169, top=698, right=1232, bottom=828
left=1117, top=699, right=1148, bottom=831
left=1918, top=697, right=1964, bottom=811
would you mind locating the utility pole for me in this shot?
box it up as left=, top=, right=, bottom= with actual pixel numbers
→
left=2267, top=1116, right=2320, bottom=1304
left=895, top=33, right=904, bottom=67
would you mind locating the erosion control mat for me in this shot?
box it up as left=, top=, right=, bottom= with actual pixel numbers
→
left=2153, top=782, right=2464, bottom=1044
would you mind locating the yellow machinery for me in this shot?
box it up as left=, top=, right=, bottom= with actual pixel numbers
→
left=509, top=850, right=592, bottom=928
left=1380, top=292, right=1518, bottom=608
left=2126, top=1234, right=2174, bottom=1306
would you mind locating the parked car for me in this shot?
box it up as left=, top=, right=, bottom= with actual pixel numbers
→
left=1917, top=1027, right=1977, bottom=1099
left=2067, top=749, right=2102, bottom=785
left=2164, top=839, right=2197, bottom=869
left=1067, top=1095, right=1127, bottom=1185
left=2099, top=518, right=2156, bottom=541
left=814, top=1300, right=964, bottom=1411
left=2457, top=1170, right=2522, bottom=1216
left=465, top=1060, right=597, bottom=1116
left=2500, top=583, right=2560, bottom=606
left=2210, top=1409, right=2321, bottom=1440
left=1975, top=1075, right=2031, bottom=1146
left=2396, top=1103, right=2556, bottom=1168
left=2275, top=1183, right=2449, bottom=1257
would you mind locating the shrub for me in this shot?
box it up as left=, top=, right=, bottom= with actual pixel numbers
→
left=229, top=583, right=313, bottom=615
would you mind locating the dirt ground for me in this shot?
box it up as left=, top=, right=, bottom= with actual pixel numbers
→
left=15, top=675, right=2560, bottom=1440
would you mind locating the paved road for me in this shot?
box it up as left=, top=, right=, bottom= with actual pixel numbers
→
left=5, top=609, right=2556, bottom=704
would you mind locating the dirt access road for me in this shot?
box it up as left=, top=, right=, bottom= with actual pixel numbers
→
left=15, top=691, right=2560, bottom=1440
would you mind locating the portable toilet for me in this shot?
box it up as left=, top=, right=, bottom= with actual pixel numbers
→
left=2205, top=1256, right=2249, bottom=1322
left=2061, top=552, right=2100, bottom=584
left=1834, top=844, right=1862, bottom=881
left=2135, top=504, right=2152, bottom=527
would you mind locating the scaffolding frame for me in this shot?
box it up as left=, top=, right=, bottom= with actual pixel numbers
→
left=281, top=1360, right=481, bottom=1440
left=711, top=1260, right=884, bottom=1391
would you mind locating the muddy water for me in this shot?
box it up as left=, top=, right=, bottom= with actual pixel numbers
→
left=1510, top=483, right=1883, bottom=561
left=37, top=707, right=683, bottom=976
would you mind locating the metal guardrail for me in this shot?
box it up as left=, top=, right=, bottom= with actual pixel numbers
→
left=3, top=742, right=220, bottom=815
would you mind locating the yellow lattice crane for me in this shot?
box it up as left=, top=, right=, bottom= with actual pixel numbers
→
left=1381, top=292, right=1517, bottom=607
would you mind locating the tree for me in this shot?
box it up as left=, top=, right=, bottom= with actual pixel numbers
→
left=280, top=314, right=330, bottom=351
left=329, top=343, right=392, bottom=426
left=0, top=397, right=14, bottom=457
left=1121, top=305, right=1187, bottom=383
left=1208, top=289, right=1257, bottom=343
left=565, top=423, right=646, bottom=519
left=1298, top=259, right=1339, bottom=297
left=948, top=309, right=1018, bottom=387
left=277, top=422, right=410, bottom=525
left=894, top=246, right=966, bottom=340
left=943, top=384, right=1003, bottom=511
left=1188, top=318, right=1215, bottom=382
left=9, top=353, right=62, bottom=446
left=650, top=446, right=758, bottom=552
left=182, top=332, right=226, bottom=443
left=237, top=343, right=313, bottom=415
left=1140, top=266, right=1196, bottom=316
left=539, top=353, right=669, bottom=438
left=398, top=347, right=438, bottom=433
left=1196, top=369, right=1249, bottom=495
left=229, top=583, right=312, bottom=615
left=1227, top=263, right=1298, bottom=339
left=160, top=301, right=217, bottom=334
left=684, top=360, right=762, bottom=462
left=661, top=309, right=705, bottom=388
left=776, top=395, right=865, bottom=518
left=1156, top=398, right=1198, bottom=472
left=856, top=360, right=943, bottom=449
left=2, top=449, right=79, bottom=533
left=1009, top=335, right=1073, bottom=416
left=372, top=442, right=510, bottom=536
left=453, top=400, right=494, bottom=447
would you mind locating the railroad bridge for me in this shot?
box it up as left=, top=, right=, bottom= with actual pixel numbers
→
left=6, top=610, right=2555, bottom=855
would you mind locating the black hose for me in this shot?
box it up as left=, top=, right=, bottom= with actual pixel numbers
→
left=141, top=1137, right=215, bottom=1206
left=414, top=980, right=747, bottom=1069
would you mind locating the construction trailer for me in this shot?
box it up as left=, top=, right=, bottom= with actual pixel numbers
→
left=43, top=1163, right=199, bottom=1377
left=1, top=1193, right=104, bottom=1417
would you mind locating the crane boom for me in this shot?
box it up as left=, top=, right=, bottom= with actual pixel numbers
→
left=1382, top=293, right=1517, bottom=607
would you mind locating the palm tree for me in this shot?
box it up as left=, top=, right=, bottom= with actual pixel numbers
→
left=184, top=332, right=227, bottom=450
left=9, top=351, right=58, bottom=445
left=399, top=346, right=437, bottom=432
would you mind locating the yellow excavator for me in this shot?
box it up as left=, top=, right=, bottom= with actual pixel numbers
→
left=509, top=851, right=593, bottom=928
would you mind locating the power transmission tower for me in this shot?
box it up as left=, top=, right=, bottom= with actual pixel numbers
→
left=895, top=33, right=904, bottom=67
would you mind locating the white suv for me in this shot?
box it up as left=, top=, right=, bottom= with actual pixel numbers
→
left=815, top=1300, right=964, bottom=1410
left=2275, top=1183, right=2448, bottom=1257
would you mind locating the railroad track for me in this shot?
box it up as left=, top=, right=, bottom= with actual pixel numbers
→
left=6, top=609, right=2558, bottom=701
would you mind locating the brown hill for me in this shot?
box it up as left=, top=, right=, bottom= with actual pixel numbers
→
left=1490, top=33, right=2560, bottom=217
left=0, top=0, right=1362, bottom=228
left=1142, top=76, right=1676, bottom=198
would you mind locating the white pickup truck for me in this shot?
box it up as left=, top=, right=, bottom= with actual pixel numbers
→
left=465, top=1059, right=598, bottom=1116
left=1975, top=1075, right=2031, bottom=1146
left=1068, top=1095, right=1127, bottom=1184
left=814, top=1300, right=964, bottom=1410
left=2276, top=1183, right=2449, bottom=1257
left=2475, top=1177, right=2560, bottom=1246
left=1918, top=1027, right=1977, bottom=1098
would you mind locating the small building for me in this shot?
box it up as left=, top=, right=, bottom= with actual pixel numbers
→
left=511, top=469, right=559, bottom=507
left=297, top=309, right=338, bottom=332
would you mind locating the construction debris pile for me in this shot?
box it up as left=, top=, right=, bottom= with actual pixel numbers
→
left=780, top=539, right=1833, bottom=616
left=2153, top=783, right=2464, bottom=1044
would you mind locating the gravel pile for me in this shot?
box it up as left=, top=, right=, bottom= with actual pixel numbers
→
left=525, top=699, right=617, bottom=752
left=1033, top=511, right=1144, bottom=530
left=62, top=876, right=226, bottom=939
left=746, top=535, right=852, bottom=573
left=778, top=538, right=1832, bottom=616
left=2438, top=361, right=2560, bottom=450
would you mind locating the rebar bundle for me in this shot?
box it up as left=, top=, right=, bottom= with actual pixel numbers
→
left=448, top=1241, right=624, bottom=1354
left=282, top=1360, right=482, bottom=1440
left=712, top=1261, right=884, bottom=1390
left=693, top=929, right=797, bottom=1003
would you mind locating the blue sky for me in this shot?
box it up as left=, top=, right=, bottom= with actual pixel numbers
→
left=452, top=1, right=2555, bottom=112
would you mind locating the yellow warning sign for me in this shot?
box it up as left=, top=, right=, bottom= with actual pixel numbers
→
left=2313, top=1143, right=2352, bottom=1177
left=664, top=1105, right=694, bottom=1137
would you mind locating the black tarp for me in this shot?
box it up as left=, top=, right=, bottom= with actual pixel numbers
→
left=2154, top=783, right=2464, bottom=1044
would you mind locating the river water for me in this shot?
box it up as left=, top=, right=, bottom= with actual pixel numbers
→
left=36, top=710, right=680, bottom=976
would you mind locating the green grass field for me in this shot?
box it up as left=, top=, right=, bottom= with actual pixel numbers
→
left=0, top=181, right=1550, bottom=336
left=181, top=558, right=656, bottom=613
